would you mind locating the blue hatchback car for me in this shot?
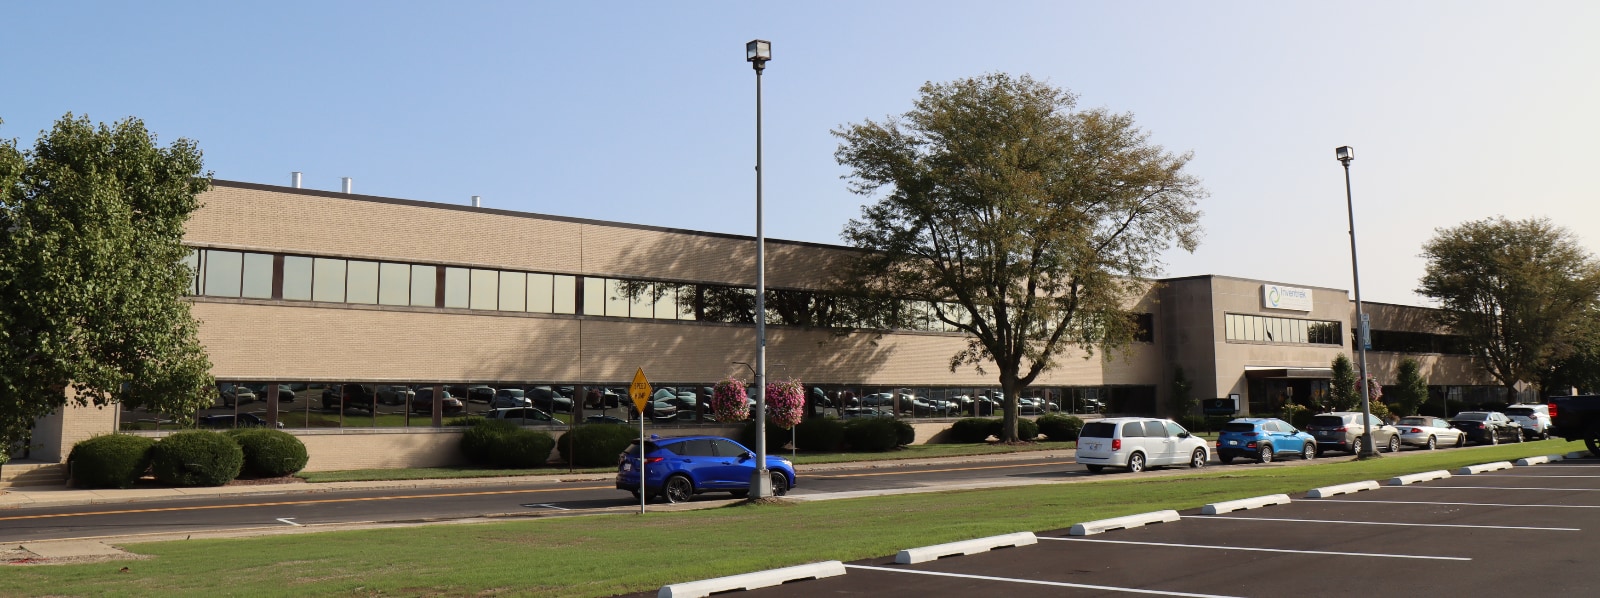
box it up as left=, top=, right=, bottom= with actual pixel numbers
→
left=616, top=435, right=797, bottom=503
left=1216, top=418, right=1317, bottom=464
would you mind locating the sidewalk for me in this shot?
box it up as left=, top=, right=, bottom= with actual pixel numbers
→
left=0, top=449, right=1073, bottom=511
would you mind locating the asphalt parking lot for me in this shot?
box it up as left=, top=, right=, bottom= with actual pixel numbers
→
left=692, top=453, right=1598, bottom=597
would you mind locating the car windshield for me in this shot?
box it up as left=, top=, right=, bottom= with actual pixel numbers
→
left=623, top=441, right=660, bottom=456
left=1309, top=416, right=1345, bottom=427
left=1505, top=408, right=1536, bottom=417
left=1222, top=423, right=1257, bottom=433
left=1397, top=417, right=1429, bottom=426
left=1080, top=422, right=1116, bottom=438
left=1453, top=412, right=1489, bottom=421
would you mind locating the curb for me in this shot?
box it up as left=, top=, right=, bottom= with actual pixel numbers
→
left=895, top=532, right=1037, bottom=564
left=1515, top=456, right=1551, bottom=466
left=1306, top=480, right=1379, bottom=498
left=1387, top=470, right=1451, bottom=486
left=1457, top=461, right=1514, bottom=475
left=658, top=561, right=845, bottom=598
left=1200, top=494, right=1290, bottom=515
left=1068, top=510, right=1179, bottom=536
left=1566, top=451, right=1592, bottom=459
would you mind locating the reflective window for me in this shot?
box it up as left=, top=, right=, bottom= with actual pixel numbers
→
left=655, top=285, right=678, bottom=320
left=411, top=265, right=437, bottom=307
left=283, top=256, right=313, bottom=300
left=1225, top=313, right=1341, bottom=346
left=312, top=258, right=346, bottom=302
left=605, top=278, right=629, bottom=317
left=203, top=250, right=242, bottom=297
left=379, top=262, right=410, bottom=306
left=528, top=273, right=554, bottom=313
left=499, top=271, right=526, bottom=312
left=554, top=275, right=577, bottom=314
left=241, top=252, right=274, bottom=299
left=346, top=260, right=379, bottom=305
left=444, top=267, right=469, bottom=308
left=181, top=249, right=201, bottom=295
left=629, top=281, right=652, bottom=318
left=583, top=277, right=605, bottom=316
left=469, top=269, right=498, bottom=310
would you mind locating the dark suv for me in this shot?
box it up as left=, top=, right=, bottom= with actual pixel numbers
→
left=1306, top=411, right=1401, bottom=454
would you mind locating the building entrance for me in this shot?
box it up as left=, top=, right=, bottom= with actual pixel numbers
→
left=1244, top=368, right=1332, bottom=419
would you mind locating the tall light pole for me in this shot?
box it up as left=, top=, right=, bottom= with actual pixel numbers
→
left=746, top=39, right=774, bottom=498
left=1337, top=145, right=1376, bottom=457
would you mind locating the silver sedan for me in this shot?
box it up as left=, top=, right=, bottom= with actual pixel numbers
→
left=1395, top=416, right=1464, bottom=449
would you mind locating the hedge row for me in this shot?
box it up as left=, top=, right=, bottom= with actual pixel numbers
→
left=946, top=417, right=1045, bottom=442
left=68, top=429, right=309, bottom=489
left=460, top=419, right=557, bottom=468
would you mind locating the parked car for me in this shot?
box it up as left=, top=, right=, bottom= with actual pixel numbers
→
left=485, top=407, right=557, bottom=423
left=1216, top=418, right=1316, bottom=463
left=529, top=386, right=575, bottom=412
left=198, top=413, right=282, bottom=429
left=1547, top=394, right=1600, bottom=454
left=615, top=435, right=796, bottom=503
left=1075, top=417, right=1210, bottom=473
left=411, top=388, right=464, bottom=415
left=218, top=383, right=257, bottom=407
left=1394, top=415, right=1465, bottom=449
left=1450, top=411, right=1524, bottom=445
left=322, top=384, right=375, bottom=411
left=1504, top=404, right=1552, bottom=440
left=465, top=385, right=496, bottom=404
left=1306, top=411, right=1402, bottom=454
left=375, top=385, right=415, bottom=406
left=246, top=384, right=294, bottom=403
left=491, top=388, right=533, bottom=409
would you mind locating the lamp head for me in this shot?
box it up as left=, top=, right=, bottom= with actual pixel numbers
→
left=746, top=39, right=772, bottom=71
left=1336, top=146, right=1354, bottom=164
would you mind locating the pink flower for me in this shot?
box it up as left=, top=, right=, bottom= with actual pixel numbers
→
left=766, top=379, right=805, bottom=429
left=712, top=377, right=751, bottom=423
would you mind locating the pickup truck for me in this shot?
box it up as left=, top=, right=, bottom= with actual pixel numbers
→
left=1546, top=395, right=1600, bottom=454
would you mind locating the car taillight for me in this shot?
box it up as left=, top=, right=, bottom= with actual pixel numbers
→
left=1475, top=423, right=1485, bottom=428
left=1245, top=441, right=1257, bottom=449
left=1335, top=427, right=1347, bottom=433
left=645, top=457, right=665, bottom=463
left=1548, top=402, right=1558, bottom=419
left=1112, top=439, right=1122, bottom=451
left=1409, top=428, right=1422, bottom=434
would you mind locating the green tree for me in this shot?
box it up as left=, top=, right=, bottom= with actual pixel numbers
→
left=1388, top=358, right=1429, bottom=416
left=1543, top=307, right=1600, bottom=395
left=0, top=115, right=215, bottom=449
left=832, top=73, right=1205, bottom=441
left=1330, top=354, right=1359, bottom=411
left=1418, top=216, right=1600, bottom=399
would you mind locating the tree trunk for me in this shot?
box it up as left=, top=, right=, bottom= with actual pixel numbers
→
left=1001, top=376, right=1019, bottom=442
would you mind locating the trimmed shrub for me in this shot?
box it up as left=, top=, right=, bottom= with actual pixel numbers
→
left=1175, top=414, right=1211, bottom=435
left=740, top=418, right=791, bottom=453
left=461, top=419, right=521, bottom=465
left=894, top=419, right=915, bottom=446
left=948, top=418, right=998, bottom=443
left=794, top=417, right=846, bottom=452
left=560, top=424, right=639, bottom=468
left=1036, top=414, right=1084, bottom=441
left=1013, top=417, right=1040, bottom=441
left=496, top=429, right=557, bottom=468
left=150, top=431, right=244, bottom=487
left=68, top=434, right=155, bottom=489
left=843, top=417, right=901, bottom=452
left=227, top=429, right=310, bottom=477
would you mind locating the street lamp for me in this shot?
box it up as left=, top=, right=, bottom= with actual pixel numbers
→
left=747, top=39, right=774, bottom=498
left=1337, top=145, right=1376, bottom=457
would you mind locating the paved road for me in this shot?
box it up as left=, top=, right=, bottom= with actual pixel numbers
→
left=702, top=454, right=1598, bottom=597
left=1, top=455, right=1116, bottom=543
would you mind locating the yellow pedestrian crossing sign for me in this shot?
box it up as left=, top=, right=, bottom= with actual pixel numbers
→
left=629, top=368, right=651, bottom=413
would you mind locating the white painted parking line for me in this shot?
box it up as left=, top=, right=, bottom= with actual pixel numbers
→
left=1398, top=485, right=1600, bottom=492
left=1537, top=464, right=1600, bottom=467
left=844, top=564, right=1244, bottom=598
left=1184, top=515, right=1579, bottom=531
left=1041, top=537, right=1470, bottom=561
left=1488, top=474, right=1600, bottom=478
left=1312, top=499, right=1600, bottom=509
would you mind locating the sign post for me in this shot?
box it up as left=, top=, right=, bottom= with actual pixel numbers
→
left=629, top=368, right=651, bottom=514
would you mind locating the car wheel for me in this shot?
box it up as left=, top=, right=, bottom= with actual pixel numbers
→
left=1586, top=429, right=1600, bottom=456
left=1488, top=431, right=1498, bottom=446
left=629, top=489, right=642, bottom=502
left=1189, top=448, right=1208, bottom=469
left=1259, top=447, right=1274, bottom=464
left=1426, top=436, right=1437, bottom=450
left=1127, top=452, right=1147, bottom=473
left=1514, top=429, right=1524, bottom=443
left=1455, top=434, right=1466, bottom=448
left=1085, top=464, right=1105, bottom=473
left=661, top=475, right=694, bottom=504
left=1302, top=442, right=1317, bottom=460
left=770, top=471, right=789, bottom=497
left=1386, top=435, right=1401, bottom=453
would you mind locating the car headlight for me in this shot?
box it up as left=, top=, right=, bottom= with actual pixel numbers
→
left=777, top=459, right=792, bottom=467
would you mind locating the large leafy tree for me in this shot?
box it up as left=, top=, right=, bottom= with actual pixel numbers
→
left=833, top=74, right=1205, bottom=441
left=0, top=115, right=215, bottom=451
left=1417, top=217, right=1600, bottom=399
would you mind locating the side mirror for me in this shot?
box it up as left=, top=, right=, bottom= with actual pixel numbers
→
left=1177, top=432, right=1190, bottom=439
left=741, top=452, right=754, bottom=461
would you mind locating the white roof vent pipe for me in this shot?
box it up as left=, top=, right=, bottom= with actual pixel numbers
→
left=341, top=177, right=352, bottom=194
left=291, top=172, right=302, bottom=188
left=471, top=195, right=481, bottom=208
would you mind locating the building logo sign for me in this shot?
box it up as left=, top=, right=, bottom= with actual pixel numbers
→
left=1262, top=284, right=1313, bottom=311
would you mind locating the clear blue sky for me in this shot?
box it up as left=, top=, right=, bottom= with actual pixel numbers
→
left=5, top=1, right=1597, bottom=305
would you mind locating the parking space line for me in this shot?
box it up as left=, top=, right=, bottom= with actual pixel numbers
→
left=1398, top=485, right=1600, bottom=492
left=1039, top=537, right=1470, bottom=560
left=843, top=564, right=1244, bottom=598
left=1184, top=515, right=1578, bottom=531
left=1486, top=474, right=1600, bottom=478
left=1311, top=499, right=1600, bottom=509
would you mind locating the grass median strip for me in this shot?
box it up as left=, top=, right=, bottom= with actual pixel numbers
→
left=6, top=440, right=1571, bottom=598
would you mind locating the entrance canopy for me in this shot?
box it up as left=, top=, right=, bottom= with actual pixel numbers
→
left=1244, top=366, right=1333, bottom=379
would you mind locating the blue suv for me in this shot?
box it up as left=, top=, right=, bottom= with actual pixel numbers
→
left=616, top=435, right=797, bottom=503
left=1216, top=418, right=1317, bottom=464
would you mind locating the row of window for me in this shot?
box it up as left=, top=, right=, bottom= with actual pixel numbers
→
left=184, top=248, right=1104, bottom=334
left=1224, top=313, right=1342, bottom=345
left=1367, top=329, right=1471, bottom=355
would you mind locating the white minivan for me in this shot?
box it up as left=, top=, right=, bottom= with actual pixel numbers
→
left=1075, top=417, right=1211, bottom=473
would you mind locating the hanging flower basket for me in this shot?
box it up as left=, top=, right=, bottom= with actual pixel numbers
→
left=711, top=377, right=751, bottom=423
left=766, top=378, right=805, bottom=430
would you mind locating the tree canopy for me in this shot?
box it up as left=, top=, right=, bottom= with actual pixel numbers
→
left=832, top=73, right=1205, bottom=441
left=1417, top=216, right=1600, bottom=398
left=0, top=114, right=215, bottom=451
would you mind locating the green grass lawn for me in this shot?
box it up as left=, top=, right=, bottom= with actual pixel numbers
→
left=10, top=440, right=1576, bottom=597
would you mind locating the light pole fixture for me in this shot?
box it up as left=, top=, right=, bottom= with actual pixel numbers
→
left=1337, top=145, right=1376, bottom=457
left=747, top=38, right=773, bottom=498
